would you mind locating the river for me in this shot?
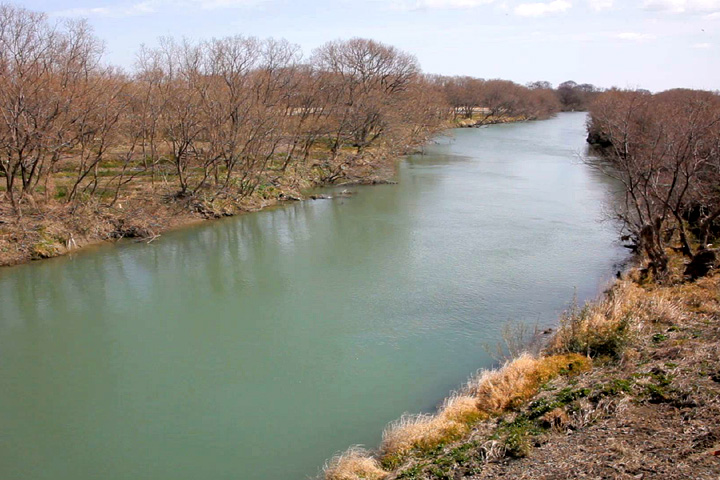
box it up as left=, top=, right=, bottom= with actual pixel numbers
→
left=0, top=112, right=626, bottom=480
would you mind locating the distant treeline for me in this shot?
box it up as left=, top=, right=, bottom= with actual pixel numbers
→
left=587, top=88, right=720, bottom=277
left=0, top=4, right=604, bottom=216
left=435, top=77, right=602, bottom=121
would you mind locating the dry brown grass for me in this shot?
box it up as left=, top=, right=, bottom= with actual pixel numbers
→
left=322, top=447, right=388, bottom=480
left=470, top=269, right=720, bottom=480
left=321, top=353, right=591, bottom=479
left=377, top=353, right=589, bottom=463
left=469, top=353, right=591, bottom=414
left=547, top=278, right=690, bottom=360
left=321, top=258, right=719, bottom=480
left=381, top=394, right=482, bottom=457
left=671, top=275, right=720, bottom=316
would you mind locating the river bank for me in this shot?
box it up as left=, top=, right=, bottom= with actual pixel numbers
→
left=0, top=146, right=402, bottom=268
left=0, top=112, right=540, bottom=269
left=323, top=254, right=720, bottom=480
left=455, top=114, right=535, bottom=128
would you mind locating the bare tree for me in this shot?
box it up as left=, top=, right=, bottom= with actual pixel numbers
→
left=587, top=88, right=720, bottom=277
left=0, top=5, right=104, bottom=212
left=308, top=38, right=425, bottom=181
left=0, top=6, right=453, bottom=226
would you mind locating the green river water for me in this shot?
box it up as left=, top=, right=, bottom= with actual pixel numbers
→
left=0, top=112, right=626, bottom=479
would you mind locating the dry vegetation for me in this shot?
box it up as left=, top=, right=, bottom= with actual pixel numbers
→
left=0, top=3, right=577, bottom=268
left=587, top=88, right=720, bottom=278
left=1, top=4, right=718, bottom=480
left=0, top=4, right=454, bottom=266
left=319, top=87, right=720, bottom=480
left=324, top=447, right=388, bottom=480
left=319, top=256, right=720, bottom=480
left=320, top=90, right=720, bottom=480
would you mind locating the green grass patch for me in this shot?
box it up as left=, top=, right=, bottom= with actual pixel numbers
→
left=652, top=333, right=669, bottom=343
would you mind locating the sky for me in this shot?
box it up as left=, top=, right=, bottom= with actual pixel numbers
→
left=11, top=0, right=720, bottom=91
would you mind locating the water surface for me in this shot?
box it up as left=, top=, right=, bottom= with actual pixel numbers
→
left=0, top=113, right=625, bottom=480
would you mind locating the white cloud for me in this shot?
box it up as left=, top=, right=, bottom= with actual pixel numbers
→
left=693, top=42, right=712, bottom=47
left=588, top=0, right=613, bottom=10
left=514, top=0, right=572, bottom=16
left=643, top=0, right=720, bottom=13
left=54, top=7, right=113, bottom=17
left=53, top=0, right=264, bottom=18
left=390, top=0, right=496, bottom=9
left=615, top=32, right=657, bottom=41
left=418, top=0, right=495, bottom=6
left=195, top=0, right=265, bottom=8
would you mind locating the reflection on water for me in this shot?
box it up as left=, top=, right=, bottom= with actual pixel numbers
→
left=0, top=113, right=625, bottom=480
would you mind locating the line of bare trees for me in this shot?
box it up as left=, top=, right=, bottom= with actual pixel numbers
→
left=0, top=4, right=450, bottom=217
left=2, top=4, right=588, bottom=224
left=587, top=88, right=720, bottom=278
left=433, top=76, right=561, bottom=123
left=430, top=77, right=603, bottom=123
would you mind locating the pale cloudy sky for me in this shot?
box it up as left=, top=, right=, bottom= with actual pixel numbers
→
left=13, top=0, right=720, bottom=91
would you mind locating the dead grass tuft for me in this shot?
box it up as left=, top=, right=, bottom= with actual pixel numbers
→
left=381, top=394, right=481, bottom=457
left=377, top=353, right=588, bottom=464
left=322, top=447, right=388, bottom=480
left=673, top=276, right=720, bottom=316
left=540, top=408, right=570, bottom=431
left=469, top=353, right=591, bottom=414
left=548, top=280, right=687, bottom=358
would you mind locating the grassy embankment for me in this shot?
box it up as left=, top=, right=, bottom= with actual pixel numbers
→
left=323, top=254, right=720, bottom=480
left=0, top=140, right=408, bottom=268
